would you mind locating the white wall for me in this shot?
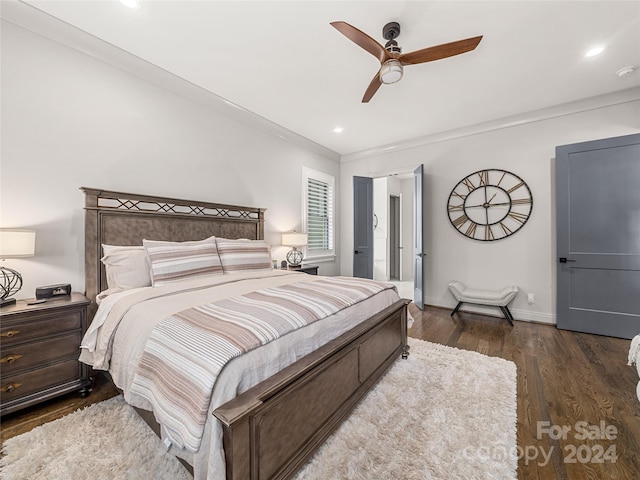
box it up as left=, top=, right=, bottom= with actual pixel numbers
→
left=0, top=21, right=340, bottom=299
left=340, top=100, right=640, bottom=323
left=372, top=177, right=388, bottom=281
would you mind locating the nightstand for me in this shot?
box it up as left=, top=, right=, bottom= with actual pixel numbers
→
left=290, top=264, right=319, bottom=275
left=0, top=293, right=91, bottom=416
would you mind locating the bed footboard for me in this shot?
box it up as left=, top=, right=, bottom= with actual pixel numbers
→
left=213, top=298, right=410, bottom=480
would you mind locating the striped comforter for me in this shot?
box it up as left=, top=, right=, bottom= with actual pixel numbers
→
left=128, top=276, right=394, bottom=452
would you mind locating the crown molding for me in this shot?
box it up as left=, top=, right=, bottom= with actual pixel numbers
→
left=341, top=86, right=640, bottom=163
left=4, top=0, right=638, bottom=166
left=1, top=0, right=341, bottom=162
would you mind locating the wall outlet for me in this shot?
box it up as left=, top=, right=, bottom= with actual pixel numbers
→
left=527, top=293, right=535, bottom=305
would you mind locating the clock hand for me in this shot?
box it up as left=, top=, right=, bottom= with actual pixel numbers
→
left=468, top=193, right=500, bottom=209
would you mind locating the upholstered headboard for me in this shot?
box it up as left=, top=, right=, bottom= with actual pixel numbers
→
left=82, top=187, right=265, bottom=320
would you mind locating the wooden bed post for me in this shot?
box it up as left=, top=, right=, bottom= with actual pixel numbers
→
left=82, top=187, right=100, bottom=320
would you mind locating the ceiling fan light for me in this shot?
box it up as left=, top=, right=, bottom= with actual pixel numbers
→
left=380, top=60, right=403, bottom=84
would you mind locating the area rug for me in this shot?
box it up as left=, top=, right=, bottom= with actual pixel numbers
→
left=0, top=338, right=517, bottom=480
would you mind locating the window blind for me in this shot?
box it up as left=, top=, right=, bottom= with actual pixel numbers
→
left=307, top=177, right=333, bottom=253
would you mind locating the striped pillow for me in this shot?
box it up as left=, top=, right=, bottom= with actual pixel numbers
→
left=216, top=238, right=272, bottom=274
left=143, top=236, right=223, bottom=286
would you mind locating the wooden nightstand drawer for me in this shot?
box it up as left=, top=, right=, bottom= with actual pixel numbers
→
left=1, top=311, right=83, bottom=347
left=0, top=293, right=91, bottom=415
left=1, top=332, right=82, bottom=375
left=1, top=359, right=83, bottom=403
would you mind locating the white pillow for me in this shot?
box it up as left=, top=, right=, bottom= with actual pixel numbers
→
left=216, top=238, right=272, bottom=274
left=101, top=245, right=151, bottom=290
left=143, top=236, right=223, bottom=286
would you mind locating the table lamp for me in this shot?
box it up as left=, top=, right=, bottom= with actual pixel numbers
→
left=282, top=232, right=307, bottom=268
left=0, top=229, right=36, bottom=307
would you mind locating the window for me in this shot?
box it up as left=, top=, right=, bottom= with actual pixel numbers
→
left=303, top=168, right=335, bottom=260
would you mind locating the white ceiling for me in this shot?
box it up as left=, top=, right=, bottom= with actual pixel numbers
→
left=7, top=0, right=640, bottom=157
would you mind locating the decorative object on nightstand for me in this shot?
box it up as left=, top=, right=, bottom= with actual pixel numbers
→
left=0, top=293, right=92, bottom=415
left=0, top=229, right=36, bottom=307
left=282, top=232, right=308, bottom=267
left=36, top=283, right=72, bottom=299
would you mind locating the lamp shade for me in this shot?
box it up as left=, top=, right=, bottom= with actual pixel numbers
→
left=379, top=59, right=403, bottom=84
left=282, top=232, right=308, bottom=247
left=0, top=229, right=36, bottom=258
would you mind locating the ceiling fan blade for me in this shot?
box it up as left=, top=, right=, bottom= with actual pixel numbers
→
left=399, top=35, right=483, bottom=65
left=362, top=72, right=382, bottom=103
left=331, top=21, right=391, bottom=64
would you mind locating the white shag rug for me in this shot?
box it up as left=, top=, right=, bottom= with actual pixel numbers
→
left=1, top=338, right=517, bottom=480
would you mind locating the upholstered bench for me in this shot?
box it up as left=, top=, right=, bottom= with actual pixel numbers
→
left=447, top=281, right=519, bottom=325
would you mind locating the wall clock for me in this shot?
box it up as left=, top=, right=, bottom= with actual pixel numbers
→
left=447, top=169, right=533, bottom=241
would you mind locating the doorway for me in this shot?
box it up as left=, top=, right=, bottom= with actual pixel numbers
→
left=353, top=167, right=423, bottom=305
left=371, top=176, right=411, bottom=284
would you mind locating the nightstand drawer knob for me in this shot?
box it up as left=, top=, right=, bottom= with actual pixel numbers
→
left=1, top=354, right=22, bottom=364
left=2, top=382, right=22, bottom=393
left=1, top=330, right=20, bottom=338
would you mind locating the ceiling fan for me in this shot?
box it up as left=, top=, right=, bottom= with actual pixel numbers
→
left=331, top=21, right=483, bottom=103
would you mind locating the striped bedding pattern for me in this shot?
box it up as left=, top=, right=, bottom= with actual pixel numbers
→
left=128, top=276, right=394, bottom=452
left=216, top=238, right=272, bottom=273
left=143, top=237, right=223, bottom=286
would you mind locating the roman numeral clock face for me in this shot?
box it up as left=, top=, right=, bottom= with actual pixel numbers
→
left=447, top=169, right=533, bottom=241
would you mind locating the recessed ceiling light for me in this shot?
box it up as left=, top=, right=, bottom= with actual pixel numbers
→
left=333, top=126, right=344, bottom=133
left=616, top=66, right=636, bottom=77
left=120, top=0, right=140, bottom=9
left=585, top=45, right=606, bottom=58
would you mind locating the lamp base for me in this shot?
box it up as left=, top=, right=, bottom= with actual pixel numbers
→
left=0, top=297, right=17, bottom=308
left=286, top=248, right=303, bottom=267
left=1, top=266, right=23, bottom=307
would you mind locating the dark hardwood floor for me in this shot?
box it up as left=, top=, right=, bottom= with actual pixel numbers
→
left=408, top=304, right=640, bottom=480
left=1, top=305, right=638, bottom=479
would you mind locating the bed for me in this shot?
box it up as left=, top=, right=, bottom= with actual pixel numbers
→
left=80, top=187, right=410, bottom=480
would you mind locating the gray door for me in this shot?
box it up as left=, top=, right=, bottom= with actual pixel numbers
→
left=556, top=133, right=640, bottom=339
left=414, top=165, right=425, bottom=309
left=353, top=176, right=373, bottom=278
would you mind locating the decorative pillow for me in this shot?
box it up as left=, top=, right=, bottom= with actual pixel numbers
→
left=216, top=238, right=272, bottom=274
left=101, top=245, right=151, bottom=290
left=143, top=236, right=223, bottom=286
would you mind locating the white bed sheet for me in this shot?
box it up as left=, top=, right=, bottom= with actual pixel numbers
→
left=81, top=270, right=405, bottom=480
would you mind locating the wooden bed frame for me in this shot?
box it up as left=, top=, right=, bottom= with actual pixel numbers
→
left=82, top=187, right=410, bottom=480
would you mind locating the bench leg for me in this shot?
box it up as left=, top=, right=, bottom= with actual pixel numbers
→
left=451, top=302, right=463, bottom=316
left=499, top=306, right=514, bottom=326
